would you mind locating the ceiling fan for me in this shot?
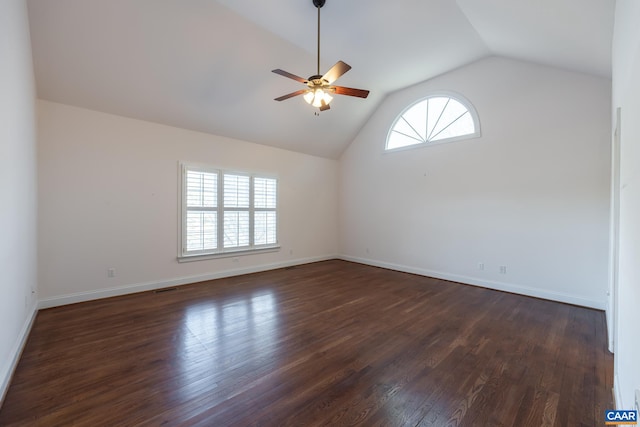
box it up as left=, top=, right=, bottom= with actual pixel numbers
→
left=272, top=0, right=370, bottom=112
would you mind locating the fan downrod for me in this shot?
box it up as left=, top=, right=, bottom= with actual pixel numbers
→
left=312, top=0, right=325, bottom=8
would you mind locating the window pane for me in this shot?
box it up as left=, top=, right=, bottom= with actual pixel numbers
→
left=426, top=97, right=449, bottom=140
left=430, top=99, right=470, bottom=140
left=224, top=174, right=250, bottom=208
left=387, top=132, right=421, bottom=149
left=254, top=178, right=277, bottom=209
left=386, top=95, right=478, bottom=150
left=392, top=117, right=424, bottom=143
left=254, top=211, right=277, bottom=245
left=224, top=211, right=250, bottom=248
left=187, top=171, right=217, bottom=207
left=432, top=112, right=473, bottom=142
left=401, top=99, right=427, bottom=141
left=186, top=211, right=217, bottom=251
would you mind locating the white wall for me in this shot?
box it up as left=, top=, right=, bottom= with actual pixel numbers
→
left=339, top=56, right=611, bottom=309
left=37, top=100, right=338, bottom=305
left=612, top=0, right=640, bottom=410
left=0, top=0, right=38, bottom=403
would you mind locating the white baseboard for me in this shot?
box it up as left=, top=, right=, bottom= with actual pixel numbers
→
left=38, top=255, right=336, bottom=309
left=38, top=253, right=605, bottom=310
left=339, top=255, right=606, bottom=310
left=1, top=303, right=38, bottom=406
left=4, top=255, right=610, bottom=407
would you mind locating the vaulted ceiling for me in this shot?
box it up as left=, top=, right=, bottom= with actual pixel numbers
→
left=27, top=0, right=614, bottom=158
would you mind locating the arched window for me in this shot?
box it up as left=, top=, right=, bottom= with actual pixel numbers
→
left=386, top=93, right=480, bottom=151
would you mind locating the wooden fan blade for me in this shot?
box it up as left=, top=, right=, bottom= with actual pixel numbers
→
left=272, top=69, right=308, bottom=83
left=274, top=89, right=307, bottom=101
left=322, top=61, right=351, bottom=84
left=333, top=86, right=370, bottom=98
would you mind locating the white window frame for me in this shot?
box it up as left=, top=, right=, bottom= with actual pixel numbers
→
left=178, top=162, right=279, bottom=262
left=385, top=91, right=481, bottom=153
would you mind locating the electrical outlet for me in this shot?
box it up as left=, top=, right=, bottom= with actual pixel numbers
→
left=499, top=266, right=507, bottom=274
left=107, top=268, right=115, bottom=278
left=478, top=262, right=484, bottom=271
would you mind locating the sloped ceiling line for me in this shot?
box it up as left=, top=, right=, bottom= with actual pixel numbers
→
left=27, top=0, right=613, bottom=159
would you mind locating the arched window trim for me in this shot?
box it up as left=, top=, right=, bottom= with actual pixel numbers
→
left=385, top=91, right=481, bottom=153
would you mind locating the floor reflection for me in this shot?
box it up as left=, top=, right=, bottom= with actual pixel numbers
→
left=176, top=291, right=279, bottom=399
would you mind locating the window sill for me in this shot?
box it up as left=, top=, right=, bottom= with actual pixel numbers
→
left=177, top=245, right=281, bottom=263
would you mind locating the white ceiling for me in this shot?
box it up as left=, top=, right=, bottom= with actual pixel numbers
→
left=26, top=0, right=614, bottom=159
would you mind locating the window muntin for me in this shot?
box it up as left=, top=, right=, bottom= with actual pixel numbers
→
left=386, top=93, right=480, bottom=151
left=181, top=164, right=278, bottom=259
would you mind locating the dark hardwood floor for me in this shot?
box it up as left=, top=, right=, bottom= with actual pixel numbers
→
left=0, top=260, right=613, bottom=426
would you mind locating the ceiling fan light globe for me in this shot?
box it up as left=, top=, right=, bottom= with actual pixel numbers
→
left=312, top=88, right=325, bottom=107
left=303, top=91, right=314, bottom=105
left=304, top=88, right=334, bottom=108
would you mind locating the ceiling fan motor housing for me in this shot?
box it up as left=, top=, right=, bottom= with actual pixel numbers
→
left=313, top=0, right=326, bottom=8
left=308, top=75, right=325, bottom=84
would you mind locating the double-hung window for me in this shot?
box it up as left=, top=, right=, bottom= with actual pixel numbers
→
left=180, top=163, right=278, bottom=260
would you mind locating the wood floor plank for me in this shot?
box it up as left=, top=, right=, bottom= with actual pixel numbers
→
left=0, top=260, right=613, bottom=426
